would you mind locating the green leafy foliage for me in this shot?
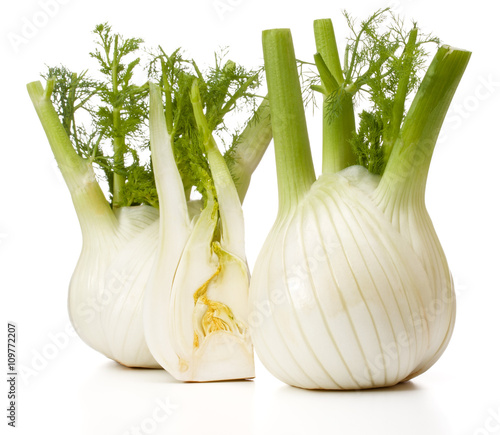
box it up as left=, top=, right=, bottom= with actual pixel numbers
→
left=314, top=9, right=439, bottom=174
left=350, top=110, right=384, bottom=174
left=43, top=66, right=115, bottom=190
left=118, top=164, right=158, bottom=208
left=149, top=47, right=261, bottom=203
left=44, top=24, right=262, bottom=208
left=90, top=23, right=149, bottom=207
left=45, top=24, right=151, bottom=207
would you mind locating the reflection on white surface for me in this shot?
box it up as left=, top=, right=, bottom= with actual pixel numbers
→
left=255, top=381, right=450, bottom=435
left=12, top=322, right=500, bottom=435
left=79, top=361, right=256, bottom=435
left=75, top=357, right=452, bottom=435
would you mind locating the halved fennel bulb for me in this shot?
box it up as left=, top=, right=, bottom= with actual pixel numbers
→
left=143, top=83, right=254, bottom=381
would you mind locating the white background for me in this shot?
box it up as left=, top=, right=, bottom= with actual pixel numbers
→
left=1, top=0, right=499, bottom=434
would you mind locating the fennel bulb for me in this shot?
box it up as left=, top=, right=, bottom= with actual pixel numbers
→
left=27, top=78, right=161, bottom=367
left=28, top=25, right=270, bottom=369
left=143, top=82, right=254, bottom=381
left=250, top=14, right=470, bottom=389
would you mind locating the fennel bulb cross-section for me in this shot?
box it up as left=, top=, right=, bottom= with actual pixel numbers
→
left=143, top=83, right=254, bottom=382
left=250, top=18, right=470, bottom=389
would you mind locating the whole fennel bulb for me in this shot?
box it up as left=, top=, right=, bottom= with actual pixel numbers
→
left=249, top=17, right=470, bottom=389
left=27, top=78, right=161, bottom=367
